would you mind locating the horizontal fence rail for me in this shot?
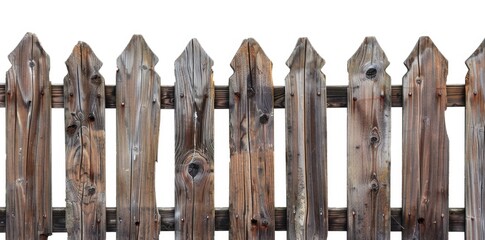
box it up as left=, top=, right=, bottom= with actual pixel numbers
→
left=1, top=32, right=484, bottom=239
left=0, top=208, right=467, bottom=232
left=0, top=84, right=467, bottom=109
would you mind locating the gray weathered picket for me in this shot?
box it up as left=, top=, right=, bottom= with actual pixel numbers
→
left=174, top=39, right=215, bottom=240
left=116, top=35, right=161, bottom=239
left=465, top=39, right=485, bottom=239
left=285, top=37, right=328, bottom=240
left=347, top=37, right=391, bottom=239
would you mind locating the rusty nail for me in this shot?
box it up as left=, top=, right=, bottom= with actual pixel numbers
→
left=408, top=92, right=412, bottom=96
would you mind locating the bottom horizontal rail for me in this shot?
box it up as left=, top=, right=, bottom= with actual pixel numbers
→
left=0, top=207, right=465, bottom=232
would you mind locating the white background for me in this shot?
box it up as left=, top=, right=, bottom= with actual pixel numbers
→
left=0, top=0, right=483, bottom=239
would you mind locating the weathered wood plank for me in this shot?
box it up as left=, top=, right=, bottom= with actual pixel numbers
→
left=116, top=35, right=160, bottom=239
left=465, top=39, right=485, bottom=239
left=347, top=37, right=391, bottom=239
left=5, top=33, right=52, bottom=240
left=229, top=38, right=275, bottom=240
left=402, top=36, right=449, bottom=239
left=0, top=84, right=468, bottom=108
left=64, top=42, right=106, bottom=240
left=285, top=38, right=328, bottom=239
left=174, top=39, right=215, bottom=240
left=0, top=207, right=468, bottom=232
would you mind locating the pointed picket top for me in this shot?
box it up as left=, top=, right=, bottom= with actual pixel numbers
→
left=286, top=37, right=325, bottom=70
left=464, top=38, right=485, bottom=239
left=7, top=33, right=50, bottom=98
left=117, top=35, right=158, bottom=74
left=8, top=32, right=50, bottom=66
left=348, top=37, right=389, bottom=81
left=404, top=37, right=448, bottom=88
left=230, top=38, right=272, bottom=76
left=175, top=38, right=214, bottom=111
left=66, top=41, right=103, bottom=75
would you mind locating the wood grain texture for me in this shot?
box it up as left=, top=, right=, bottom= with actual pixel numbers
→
left=347, top=37, right=391, bottom=240
left=0, top=207, right=467, bottom=232
left=229, top=38, right=275, bottom=240
left=174, top=39, right=215, bottom=240
left=402, top=36, right=449, bottom=239
left=64, top=42, right=106, bottom=240
left=465, top=39, right=485, bottom=239
left=116, top=35, right=160, bottom=239
left=0, top=84, right=467, bottom=109
left=5, top=33, right=52, bottom=240
left=285, top=38, right=328, bottom=240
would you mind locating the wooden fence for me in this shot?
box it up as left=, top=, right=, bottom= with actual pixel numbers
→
left=0, top=32, right=483, bottom=239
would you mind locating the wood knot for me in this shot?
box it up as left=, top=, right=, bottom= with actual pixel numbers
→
left=66, top=124, right=77, bottom=135
left=29, top=60, right=35, bottom=68
left=188, top=162, right=200, bottom=178
left=87, top=186, right=96, bottom=195
left=365, top=67, right=377, bottom=79
left=88, top=113, right=95, bottom=121
left=416, top=77, right=422, bottom=85
left=250, top=218, right=257, bottom=225
left=418, top=217, right=425, bottom=224
left=370, top=127, right=380, bottom=146
left=259, top=114, right=269, bottom=124
left=261, top=219, right=269, bottom=227
left=247, top=88, right=255, bottom=97
left=370, top=179, right=380, bottom=192
left=90, top=74, right=102, bottom=85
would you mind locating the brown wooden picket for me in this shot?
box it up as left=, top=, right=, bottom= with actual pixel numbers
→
left=174, top=39, right=215, bottom=240
left=347, top=37, right=391, bottom=239
left=64, top=42, right=106, bottom=240
left=402, top=36, right=449, bottom=239
left=285, top=37, right=328, bottom=239
left=465, top=39, right=485, bottom=239
left=5, top=33, right=52, bottom=240
left=229, top=38, right=275, bottom=239
left=116, top=35, right=161, bottom=239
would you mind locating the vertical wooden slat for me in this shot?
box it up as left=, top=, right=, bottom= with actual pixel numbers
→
left=402, top=36, right=449, bottom=239
left=5, top=32, right=52, bottom=240
left=174, top=39, right=215, bottom=240
left=347, top=37, right=391, bottom=239
left=229, top=39, right=274, bottom=240
left=64, top=42, right=106, bottom=240
left=285, top=38, right=328, bottom=239
left=465, top=39, right=485, bottom=239
left=116, top=35, right=161, bottom=239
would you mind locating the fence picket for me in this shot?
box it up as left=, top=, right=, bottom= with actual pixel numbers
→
left=5, top=33, right=52, bottom=239
left=402, top=36, right=449, bottom=239
left=116, top=35, right=161, bottom=239
left=347, top=37, right=391, bottom=239
left=285, top=38, right=328, bottom=240
left=174, top=39, right=215, bottom=240
left=465, top=39, right=485, bottom=239
left=64, top=42, right=106, bottom=240
left=229, top=39, right=275, bottom=239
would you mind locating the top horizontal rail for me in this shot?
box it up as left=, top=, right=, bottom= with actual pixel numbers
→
left=0, top=84, right=465, bottom=109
